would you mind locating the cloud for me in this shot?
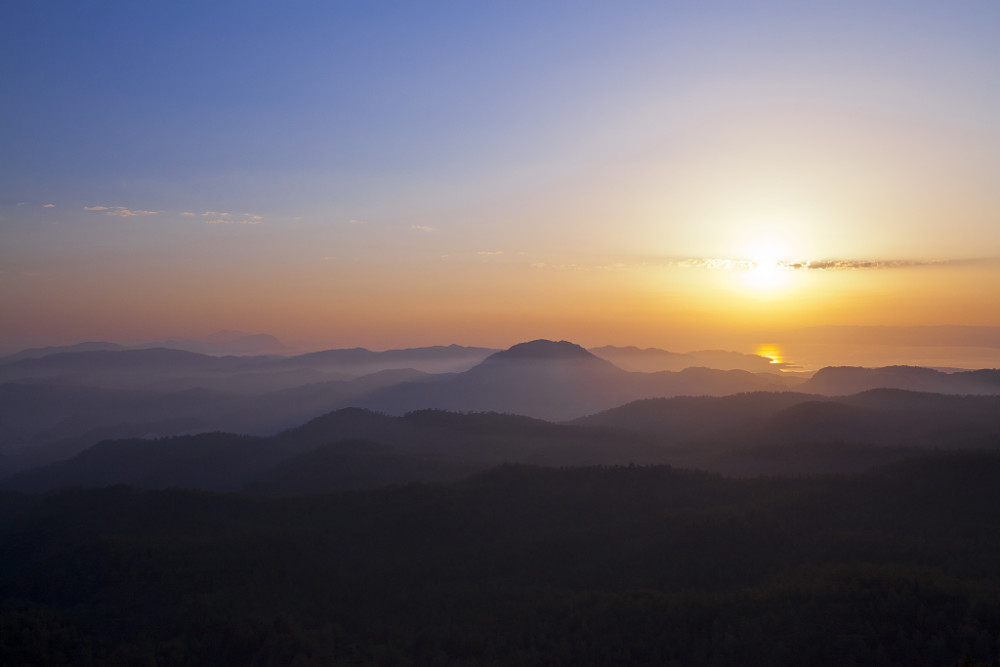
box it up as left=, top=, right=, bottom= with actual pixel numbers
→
left=200, top=210, right=263, bottom=226
left=410, top=225, right=436, bottom=232
left=42, top=204, right=54, bottom=208
left=107, top=209, right=157, bottom=217
left=84, top=205, right=109, bottom=211
left=181, top=212, right=197, bottom=216
left=347, top=219, right=369, bottom=225
left=477, top=250, right=504, bottom=256
left=660, top=256, right=994, bottom=272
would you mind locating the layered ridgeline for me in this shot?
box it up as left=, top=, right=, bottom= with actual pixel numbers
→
left=0, top=339, right=797, bottom=474
left=2, top=338, right=999, bottom=480
left=6, top=387, right=1000, bottom=494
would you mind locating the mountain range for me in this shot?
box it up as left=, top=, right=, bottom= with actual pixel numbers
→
left=2, top=337, right=998, bottom=483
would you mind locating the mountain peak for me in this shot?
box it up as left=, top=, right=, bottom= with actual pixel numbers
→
left=486, top=340, right=597, bottom=362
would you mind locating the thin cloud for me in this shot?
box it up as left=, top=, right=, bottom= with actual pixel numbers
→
left=205, top=218, right=234, bottom=225
left=42, top=203, right=54, bottom=208
left=239, top=219, right=262, bottom=225
left=180, top=212, right=197, bottom=216
left=84, top=205, right=109, bottom=211
left=347, top=219, right=369, bottom=225
left=662, top=256, right=994, bottom=271
left=201, top=211, right=231, bottom=217
left=411, top=225, right=436, bottom=233
left=477, top=250, right=504, bottom=256
left=108, top=209, right=157, bottom=217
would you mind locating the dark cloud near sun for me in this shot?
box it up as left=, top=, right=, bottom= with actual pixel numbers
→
left=662, top=257, right=996, bottom=271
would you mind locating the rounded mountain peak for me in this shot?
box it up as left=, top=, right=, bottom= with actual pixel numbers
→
left=487, top=340, right=596, bottom=362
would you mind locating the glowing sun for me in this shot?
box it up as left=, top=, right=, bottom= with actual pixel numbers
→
left=743, top=241, right=789, bottom=291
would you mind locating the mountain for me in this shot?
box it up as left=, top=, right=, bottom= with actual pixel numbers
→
left=11, top=384, right=1000, bottom=494
left=802, top=365, right=1000, bottom=395
left=590, top=345, right=783, bottom=372
left=0, top=332, right=293, bottom=361
left=572, top=391, right=820, bottom=439
left=0, top=407, right=675, bottom=493
left=576, top=389, right=1000, bottom=451
left=0, top=341, right=128, bottom=363
left=280, top=343, right=498, bottom=375
left=346, top=340, right=797, bottom=421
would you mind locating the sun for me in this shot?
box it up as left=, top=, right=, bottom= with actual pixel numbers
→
left=743, top=240, right=789, bottom=291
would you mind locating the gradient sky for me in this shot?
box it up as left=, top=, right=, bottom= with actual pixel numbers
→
left=2, top=1, right=999, bottom=355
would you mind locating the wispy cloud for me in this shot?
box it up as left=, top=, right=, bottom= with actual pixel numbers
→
left=347, top=219, right=369, bottom=225
left=84, top=205, right=157, bottom=216
left=180, top=211, right=197, bottom=216
left=477, top=250, right=504, bottom=256
left=203, top=212, right=263, bottom=225
left=42, top=203, right=54, bottom=208
left=662, top=256, right=993, bottom=272
left=411, top=225, right=436, bottom=233
left=108, top=209, right=157, bottom=217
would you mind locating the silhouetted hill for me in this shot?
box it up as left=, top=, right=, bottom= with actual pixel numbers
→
left=14, top=383, right=999, bottom=493
left=577, top=389, right=1000, bottom=451
left=0, top=341, right=127, bottom=363
left=802, top=365, right=1000, bottom=395
left=572, top=391, right=820, bottom=438
left=0, top=406, right=680, bottom=493
left=3, top=433, right=267, bottom=493
left=348, top=340, right=796, bottom=421
left=0, top=369, right=432, bottom=475
left=487, top=339, right=598, bottom=361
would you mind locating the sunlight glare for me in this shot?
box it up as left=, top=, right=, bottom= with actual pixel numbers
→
left=743, top=240, right=789, bottom=291
left=755, top=343, right=784, bottom=365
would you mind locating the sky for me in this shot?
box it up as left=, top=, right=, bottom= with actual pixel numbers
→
left=2, top=1, right=1000, bottom=359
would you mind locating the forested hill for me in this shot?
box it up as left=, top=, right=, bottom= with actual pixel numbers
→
left=2, top=454, right=1000, bottom=665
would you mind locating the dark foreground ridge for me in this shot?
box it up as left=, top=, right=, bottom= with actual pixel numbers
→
left=2, top=455, right=999, bottom=665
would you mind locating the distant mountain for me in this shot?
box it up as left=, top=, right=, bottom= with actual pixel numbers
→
left=0, top=343, right=496, bottom=393
left=0, top=341, right=128, bottom=363
left=12, top=382, right=1000, bottom=494
left=572, top=391, right=820, bottom=440
left=281, top=344, right=498, bottom=375
left=590, top=345, right=783, bottom=373
left=0, top=332, right=294, bottom=361
left=347, top=340, right=796, bottom=421
left=0, top=368, right=431, bottom=475
left=1, top=408, right=675, bottom=493
left=136, top=332, right=293, bottom=356
left=802, top=365, right=1000, bottom=395
left=575, top=389, right=1000, bottom=450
